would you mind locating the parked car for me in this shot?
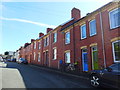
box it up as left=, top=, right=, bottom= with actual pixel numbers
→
left=0, top=56, right=3, bottom=62
left=7, top=59, right=11, bottom=62
left=11, top=58, right=16, bottom=62
left=89, top=63, right=120, bottom=88
left=18, top=58, right=28, bottom=64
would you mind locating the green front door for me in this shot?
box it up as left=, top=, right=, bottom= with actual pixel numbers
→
left=92, top=46, right=99, bottom=70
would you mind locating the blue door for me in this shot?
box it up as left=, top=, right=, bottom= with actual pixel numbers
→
left=82, top=52, right=88, bottom=71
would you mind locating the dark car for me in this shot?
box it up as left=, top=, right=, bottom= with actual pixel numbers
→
left=89, top=63, right=120, bottom=88
left=7, top=59, right=11, bottom=62
left=18, top=58, right=28, bottom=64
left=11, top=58, right=16, bottom=62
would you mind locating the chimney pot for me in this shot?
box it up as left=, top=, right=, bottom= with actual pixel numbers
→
left=39, top=33, right=44, bottom=37
left=31, top=39, right=35, bottom=43
left=47, top=28, right=53, bottom=33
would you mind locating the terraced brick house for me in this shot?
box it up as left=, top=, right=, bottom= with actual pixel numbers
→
left=19, top=1, right=120, bottom=71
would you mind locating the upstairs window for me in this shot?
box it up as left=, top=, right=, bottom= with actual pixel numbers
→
left=53, top=32, right=57, bottom=43
left=38, top=41, right=41, bottom=49
left=65, top=32, right=70, bottom=44
left=34, top=42, right=36, bottom=49
left=89, top=19, right=97, bottom=36
left=109, top=8, right=120, bottom=29
left=47, top=37, right=49, bottom=46
left=81, top=24, right=87, bottom=39
left=44, top=39, right=46, bottom=47
left=44, top=37, right=49, bottom=47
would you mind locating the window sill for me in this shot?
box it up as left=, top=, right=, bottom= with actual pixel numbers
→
left=110, top=26, right=120, bottom=30
left=114, top=61, right=120, bottom=63
left=52, top=59, right=57, bottom=60
left=53, top=42, right=57, bottom=44
left=80, top=38, right=87, bottom=40
left=65, top=43, right=70, bottom=45
left=90, top=34, right=97, bottom=37
left=44, top=45, right=49, bottom=47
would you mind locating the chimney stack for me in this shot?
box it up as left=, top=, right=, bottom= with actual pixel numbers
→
left=39, top=33, right=44, bottom=37
left=47, top=28, right=53, bottom=33
left=71, top=7, right=81, bottom=20
left=31, top=39, right=35, bottom=43
left=25, top=43, right=29, bottom=46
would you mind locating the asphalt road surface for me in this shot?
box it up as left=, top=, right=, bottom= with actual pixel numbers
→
left=0, top=62, right=94, bottom=89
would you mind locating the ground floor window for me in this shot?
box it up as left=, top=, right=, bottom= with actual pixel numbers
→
left=112, top=40, right=120, bottom=62
left=65, top=51, right=70, bottom=63
left=53, top=48, right=57, bottom=60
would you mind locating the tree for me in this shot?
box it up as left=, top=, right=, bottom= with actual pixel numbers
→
left=4, top=51, right=9, bottom=55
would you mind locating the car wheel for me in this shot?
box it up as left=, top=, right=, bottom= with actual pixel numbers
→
left=90, top=75, right=101, bottom=88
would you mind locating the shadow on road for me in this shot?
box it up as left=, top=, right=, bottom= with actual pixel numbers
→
left=4, top=62, right=95, bottom=89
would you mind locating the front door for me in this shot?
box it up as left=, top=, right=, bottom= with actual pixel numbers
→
left=82, top=49, right=88, bottom=71
left=30, top=55, right=32, bottom=63
left=91, top=46, right=99, bottom=70
left=46, top=51, right=49, bottom=66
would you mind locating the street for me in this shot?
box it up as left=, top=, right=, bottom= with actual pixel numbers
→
left=0, top=62, right=93, bottom=88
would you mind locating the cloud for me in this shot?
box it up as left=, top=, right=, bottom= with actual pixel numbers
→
left=0, top=17, right=56, bottom=28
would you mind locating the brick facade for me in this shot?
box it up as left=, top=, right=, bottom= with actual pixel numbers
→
left=18, top=1, right=120, bottom=71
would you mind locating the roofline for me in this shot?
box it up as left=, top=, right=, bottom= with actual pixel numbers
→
left=60, top=1, right=113, bottom=31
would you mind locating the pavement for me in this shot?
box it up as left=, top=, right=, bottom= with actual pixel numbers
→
left=29, top=64, right=90, bottom=80
left=0, top=62, right=26, bottom=89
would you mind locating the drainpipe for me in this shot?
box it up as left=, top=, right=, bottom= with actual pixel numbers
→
left=99, top=11, right=106, bottom=68
left=49, top=33, right=51, bottom=68
left=73, top=20, right=76, bottom=63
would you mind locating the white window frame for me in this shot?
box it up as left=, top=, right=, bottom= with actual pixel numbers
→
left=38, top=41, right=41, bottom=49
left=38, top=53, right=40, bottom=62
left=109, top=8, right=120, bottom=29
left=65, top=51, right=70, bottom=63
left=81, top=24, right=87, bottom=39
left=53, top=47, right=57, bottom=60
left=89, top=19, right=97, bottom=36
left=112, top=40, right=120, bottom=62
left=53, top=32, right=57, bottom=43
left=44, top=39, right=46, bottom=47
left=47, top=37, right=49, bottom=46
left=65, top=32, right=70, bottom=44
left=34, top=42, right=36, bottom=49
left=44, top=37, right=49, bottom=47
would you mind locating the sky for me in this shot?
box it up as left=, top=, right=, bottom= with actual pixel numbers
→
left=0, top=0, right=113, bottom=54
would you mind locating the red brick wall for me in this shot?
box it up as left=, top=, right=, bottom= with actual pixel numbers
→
left=101, top=9, right=120, bottom=67
left=19, top=2, right=119, bottom=71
